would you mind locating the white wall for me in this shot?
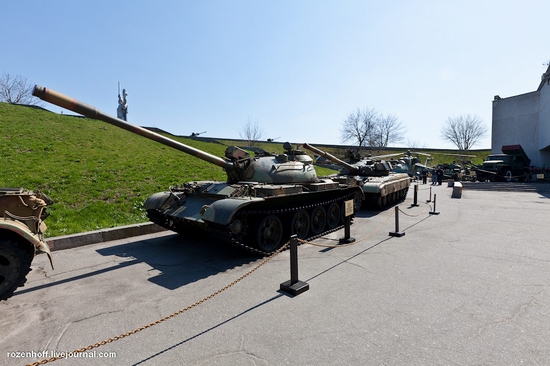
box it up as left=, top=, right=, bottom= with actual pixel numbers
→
left=492, top=91, right=539, bottom=165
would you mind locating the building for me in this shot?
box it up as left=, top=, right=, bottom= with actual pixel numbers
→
left=492, top=65, right=550, bottom=169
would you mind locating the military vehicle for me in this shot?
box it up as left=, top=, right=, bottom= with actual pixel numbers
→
left=0, top=188, right=53, bottom=301
left=476, top=145, right=532, bottom=182
left=440, top=153, right=477, bottom=181
left=388, top=150, right=432, bottom=178
left=33, top=85, right=363, bottom=254
left=302, top=143, right=411, bottom=209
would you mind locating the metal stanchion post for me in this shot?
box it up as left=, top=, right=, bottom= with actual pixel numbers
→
left=429, top=193, right=440, bottom=215
left=426, top=186, right=432, bottom=203
left=411, top=184, right=419, bottom=207
left=339, top=199, right=356, bottom=244
left=389, top=206, right=405, bottom=237
left=280, top=235, right=309, bottom=296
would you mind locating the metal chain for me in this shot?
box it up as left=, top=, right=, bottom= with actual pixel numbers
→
left=27, top=195, right=432, bottom=365
left=398, top=203, right=431, bottom=217
left=26, top=241, right=289, bottom=366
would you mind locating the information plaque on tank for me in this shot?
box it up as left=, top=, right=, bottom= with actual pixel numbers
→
left=344, top=199, right=354, bottom=217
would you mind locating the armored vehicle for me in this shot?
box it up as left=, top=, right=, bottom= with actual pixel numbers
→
left=33, top=85, right=363, bottom=254
left=476, top=145, right=531, bottom=182
left=302, top=143, right=411, bottom=209
left=0, top=188, right=53, bottom=301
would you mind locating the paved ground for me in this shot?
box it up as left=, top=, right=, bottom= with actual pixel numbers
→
left=2, top=182, right=550, bottom=366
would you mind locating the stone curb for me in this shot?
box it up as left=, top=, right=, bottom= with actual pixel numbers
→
left=46, top=222, right=167, bottom=252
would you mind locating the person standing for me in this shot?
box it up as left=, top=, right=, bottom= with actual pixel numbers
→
left=436, top=166, right=444, bottom=185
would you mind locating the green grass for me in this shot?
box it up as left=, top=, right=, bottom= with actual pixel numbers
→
left=1, top=102, right=489, bottom=237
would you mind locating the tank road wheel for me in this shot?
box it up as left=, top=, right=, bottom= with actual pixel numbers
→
left=354, top=191, right=363, bottom=211
left=0, top=237, right=33, bottom=301
left=326, top=202, right=341, bottom=229
left=375, top=195, right=383, bottom=209
left=256, top=215, right=283, bottom=252
left=290, top=210, right=310, bottom=240
left=310, top=206, right=327, bottom=235
left=504, top=170, right=513, bottom=182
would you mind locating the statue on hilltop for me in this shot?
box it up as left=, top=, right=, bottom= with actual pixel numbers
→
left=117, top=83, right=128, bottom=121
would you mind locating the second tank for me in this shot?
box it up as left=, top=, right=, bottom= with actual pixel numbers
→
left=303, top=143, right=411, bottom=209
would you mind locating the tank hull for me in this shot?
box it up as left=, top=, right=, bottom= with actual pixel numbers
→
left=144, top=180, right=363, bottom=254
left=331, top=173, right=410, bottom=209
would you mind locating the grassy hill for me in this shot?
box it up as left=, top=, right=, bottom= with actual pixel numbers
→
left=1, top=102, right=489, bottom=237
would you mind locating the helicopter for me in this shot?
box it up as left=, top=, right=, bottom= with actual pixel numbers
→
left=382, top=150, right=432, bottom=177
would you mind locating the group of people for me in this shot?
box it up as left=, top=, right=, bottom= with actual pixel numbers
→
left=420, top=167, right=444, bottom=185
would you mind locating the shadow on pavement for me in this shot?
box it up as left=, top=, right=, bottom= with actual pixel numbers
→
left=96, top=233, right=260, bottom=290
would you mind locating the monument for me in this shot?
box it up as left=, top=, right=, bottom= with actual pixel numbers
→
left=117, top=83, right=128, bottom=121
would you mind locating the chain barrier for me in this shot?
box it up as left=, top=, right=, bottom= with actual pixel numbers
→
left=398, top=203, right=431, bottom=217
left=26, top=192, right=437, bottom=365
left=26, top=241, right=289, bottom=366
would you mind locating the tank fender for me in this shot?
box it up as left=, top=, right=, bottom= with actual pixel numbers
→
left=202, top=197, right=264, bottom=225
left=0, top=220, right=53, bottom=269
left=144, top=192, right=173, bottom=211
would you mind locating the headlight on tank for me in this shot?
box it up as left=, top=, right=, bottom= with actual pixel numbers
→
left=230, top=220, right=242, bottom=234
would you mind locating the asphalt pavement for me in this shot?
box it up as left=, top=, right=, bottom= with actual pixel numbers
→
left=2, top=181, right=550, bottom=366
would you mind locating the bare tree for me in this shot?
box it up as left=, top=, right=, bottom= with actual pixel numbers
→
left=372, top=113, right=405, bottom=148
left=441, top=115, right=487, bottom=150
left=0, top=73, right=43, bottom=106
left=239, top=117, right=264, bottom=146
left=341, top=108, right=405, bottom=148
left=341, top=108, right=378, bottom=147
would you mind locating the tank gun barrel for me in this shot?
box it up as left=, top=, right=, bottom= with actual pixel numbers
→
left=302, top=143, right=357, bottom=173
left=32, top=85, right=234, bottom=171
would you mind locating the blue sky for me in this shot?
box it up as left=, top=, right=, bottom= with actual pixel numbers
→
left=4, top=1, right=550, bottom=149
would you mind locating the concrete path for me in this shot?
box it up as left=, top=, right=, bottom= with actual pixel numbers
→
left=2, top=182, right=550, bottom=366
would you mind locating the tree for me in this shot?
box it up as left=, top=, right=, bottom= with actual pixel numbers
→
left=239, top=117, right=264, bottom=146
left=341, top=108, right=378, bottom=148
left=0, top=73, right=43, bottom=106
left=441, top=115, right=487, bottom=150
left=341, top=108, right=405, bottom=148
left=371, top=113, right=405, bottom=148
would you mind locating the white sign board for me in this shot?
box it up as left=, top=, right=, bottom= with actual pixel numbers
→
left=344, top=199, right=354, bottom=217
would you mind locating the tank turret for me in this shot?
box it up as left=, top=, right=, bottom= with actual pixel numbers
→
left=33, top=85, right=362, bottom=253
left=303, top=143, right=391, bottom=177
left=302, top=143, right=410, bottom=209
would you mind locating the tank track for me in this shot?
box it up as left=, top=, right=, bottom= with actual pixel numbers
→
left=147, top=189, right=360, bottom=256
left=216, top=189, right=359, bottom=256
left=364, top=186, right=409, bottom=209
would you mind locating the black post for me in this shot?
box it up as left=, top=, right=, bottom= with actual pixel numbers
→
left=339, top=199, right=356, bottom=244
left=426, top=186, right=432, bottom=203
left=429, top=193, right=440, bottom=215
left=280, top=235, right=309, bottom=296
left=389, top=206, right=405, bottom=237
left=411, top=184, right=419, bottom=207
left=339, top=215, right=356, bottom=244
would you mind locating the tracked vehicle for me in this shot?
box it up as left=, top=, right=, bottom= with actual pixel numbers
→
left=33, top=85, right=363, bottom=254
left=0, top=188, right=53, bottom=301
left=302, top=143, right=411, bottom=209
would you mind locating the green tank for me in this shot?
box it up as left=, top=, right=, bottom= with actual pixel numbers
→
left=303, top=143, right=411, bottom=209
left=33, top=86, right=363, bottom=254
